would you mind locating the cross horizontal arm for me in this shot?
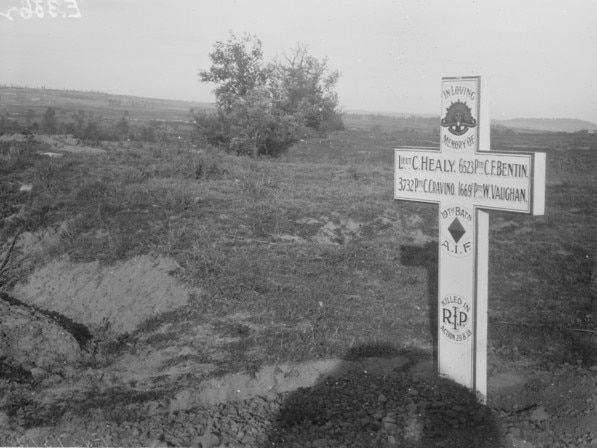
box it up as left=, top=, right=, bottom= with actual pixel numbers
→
left=394, top=148, right=545, bottom=214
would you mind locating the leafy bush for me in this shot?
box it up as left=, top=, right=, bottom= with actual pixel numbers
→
left=195, top=33, right=344, bottom=157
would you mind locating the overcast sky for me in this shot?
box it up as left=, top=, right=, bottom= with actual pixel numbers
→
left=1, top=0, right=596, bottom=122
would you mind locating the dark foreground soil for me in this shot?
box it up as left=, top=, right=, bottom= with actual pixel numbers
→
left=1, top=331, right=596, bottom=448
left=0, top=244, right=595, bottom=447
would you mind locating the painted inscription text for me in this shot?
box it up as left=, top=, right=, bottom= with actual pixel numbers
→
left=440, top=295, right=472, bottom=343
left=395, top=151, right=534, bottom=210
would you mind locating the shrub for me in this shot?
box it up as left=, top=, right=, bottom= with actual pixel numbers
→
left=196, top=33, right=344, bottom=157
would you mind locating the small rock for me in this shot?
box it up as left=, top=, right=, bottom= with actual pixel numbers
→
left=170, top=388, right=193, bottom=412
left=359, top=417, right=370, bottom=426
left=377, top=393, right=388, bottom=403
left=530, top=406, right=550, bottom=423
left=312, top=439, right=328, bottom=448
left=590, top=437, right=597, bottom=446
left=382, top=421, right=399, bottom=433
left=43, top=374, right=63, bottom=385
left=62, top=366, right=77, bottom=378
left=145, top=400, right=161, bottom=415
left=505, top=433, right=518, bottom=446
left=165, top=435, right=184, bottom=446
left=194, top=432, right=220, bottom=448
left=0, top=411, right=9, bottom=428
left=30, top=367, right=48, bottom=380
left=388, top=435, right=397, bottom=446
left=241, top=435, right=256, bottom=445
left=265, top=389, right=279, bottom=400
left=373, top=411, right=384, bottom=420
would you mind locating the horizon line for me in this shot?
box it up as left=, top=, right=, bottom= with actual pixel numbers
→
left=1, top=84, right=596, bottom=126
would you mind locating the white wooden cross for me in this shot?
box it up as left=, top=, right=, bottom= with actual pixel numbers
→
left=394, top=76, right=546, bottom=402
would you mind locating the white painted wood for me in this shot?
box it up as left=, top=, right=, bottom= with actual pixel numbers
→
left=532, top=152, right=546, bottom=215
left=394, top=76, right=546, bottom=403
left=475, top=209, right=489, bottom=402
left=475, top=76, right=490, bottom=403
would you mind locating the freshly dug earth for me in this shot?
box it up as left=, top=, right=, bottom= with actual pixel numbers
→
left=0, top=350, right=596, bottom=447
left=0, top=293, right=92, bottom=371
left=11, top=255, right=194, bottom=335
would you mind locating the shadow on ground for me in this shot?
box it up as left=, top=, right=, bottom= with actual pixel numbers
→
left=263, top=344, right=502, bottom=448
left=400, top=242, right=439, bottom=363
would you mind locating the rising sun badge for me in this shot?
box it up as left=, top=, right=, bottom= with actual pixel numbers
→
left=441, top=100, right=477, bottom=136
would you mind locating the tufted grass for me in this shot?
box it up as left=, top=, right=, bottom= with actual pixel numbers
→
left=1, top=129, right=596, bottom=374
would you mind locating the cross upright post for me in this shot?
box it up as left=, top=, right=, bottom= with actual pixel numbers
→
left=394, top=76, right=546, bottom=402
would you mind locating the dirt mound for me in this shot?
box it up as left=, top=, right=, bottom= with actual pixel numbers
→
left=11, top=255, right=195, bottom=335
left=0, top=293, right=86, bottom=371
left=489, top=365, right=597, bottom=447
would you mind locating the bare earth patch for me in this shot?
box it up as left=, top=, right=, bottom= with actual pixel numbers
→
left=0, top=293, right=89, bottom=371
left=12, top=255, right=195, bottom=335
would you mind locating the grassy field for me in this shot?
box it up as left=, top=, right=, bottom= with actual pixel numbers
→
left=1, top=124, right=596, bottom=377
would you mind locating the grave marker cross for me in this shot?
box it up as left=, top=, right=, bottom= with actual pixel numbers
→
left=394, top=76, right=546, bottom=402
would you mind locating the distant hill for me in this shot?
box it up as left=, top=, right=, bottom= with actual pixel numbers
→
left=0, top=85, right=213, bottom=123
left=345, top=110, right=437, bottom=119
left=494, top=118, right=597, bottom=133
left=345, top=110, right=597, bottom=133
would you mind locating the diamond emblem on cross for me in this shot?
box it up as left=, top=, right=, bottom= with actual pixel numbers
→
left=448, top=218, right=466, bottom=243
